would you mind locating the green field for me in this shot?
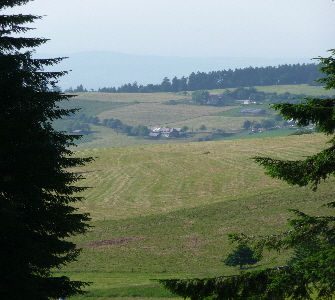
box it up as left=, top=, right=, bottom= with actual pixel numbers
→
left=72, top=134, right=330, bottom=220
left=69, top=92, right=190, bottom=103
left=97, top=103, right=240, bottom=127
left=59, top=133, right=334, bottom=299
left=52, top=87, right=335, bottom=299
left=58, top=85, right=333, bottom=149
left=211, top=84, right=335, bottom=97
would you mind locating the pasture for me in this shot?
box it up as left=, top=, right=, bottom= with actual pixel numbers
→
left=72, top=134, right=330, bottom=220
left=211, top=84, right=335, bottom=97
left=96, top=103, right=239, bottom=127
left=60, top=85, right=333, bottom=149
left=62, top=133, right=334, bottom=299
left=70, top=92, right=190, bottom=103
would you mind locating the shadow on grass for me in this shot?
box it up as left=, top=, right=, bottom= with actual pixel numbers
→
left=236, top=264, right=266, bottom=271
left=75, top=170, right=102, bottom=175
left=83, top=283, right=177, bottom=299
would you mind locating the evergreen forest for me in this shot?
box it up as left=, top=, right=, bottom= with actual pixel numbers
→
left=66, top=63, right=323, bottom=93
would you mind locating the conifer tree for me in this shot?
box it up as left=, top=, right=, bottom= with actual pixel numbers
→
left=158, top=50, right=335, bottom=300
left=223, top=245, right=260, bottom=269
left=0, top=1, right=93, bottom=299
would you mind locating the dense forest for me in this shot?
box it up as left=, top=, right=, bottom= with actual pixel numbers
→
left=66, top=63, right=323, bottom=93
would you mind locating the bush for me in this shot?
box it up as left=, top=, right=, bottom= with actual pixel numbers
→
left=289, top=129, right=314, bottom=135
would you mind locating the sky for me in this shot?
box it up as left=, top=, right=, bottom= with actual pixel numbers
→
left=5, top=0, right=335, bottom=59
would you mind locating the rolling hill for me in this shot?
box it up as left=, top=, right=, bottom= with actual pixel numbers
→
left=59, top=133, right=334, bottom=299
left=54, top=85, right=335, bottom=149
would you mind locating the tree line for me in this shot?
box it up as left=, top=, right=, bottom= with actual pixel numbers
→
left=67, top=113, right=151, bottom=137
left=66, top=63, right=323, bottom=93
left=190, top=86, right=334, bottom=106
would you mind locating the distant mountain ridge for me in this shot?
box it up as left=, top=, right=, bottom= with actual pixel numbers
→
left=37, top=51, right=314, bottom=90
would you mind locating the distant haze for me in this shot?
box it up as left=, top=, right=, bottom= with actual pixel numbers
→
left=5, top=0, right=335, bottom=59
left=44, top=51, right=315, bottom=90
left=5, top=0, right=335, bottom=89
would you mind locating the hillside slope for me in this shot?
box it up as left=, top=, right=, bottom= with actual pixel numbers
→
left=73, top=134, right=330, bottom=220
left=62, top=134, right=334, bottom=299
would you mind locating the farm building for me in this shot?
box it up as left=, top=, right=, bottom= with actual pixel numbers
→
left=149, top=127, right=181, bottom=138
left=240, top=108, right=266, bottom=115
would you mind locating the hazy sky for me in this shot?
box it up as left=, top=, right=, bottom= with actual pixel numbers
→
left=5, top=0, right=335, bottom=59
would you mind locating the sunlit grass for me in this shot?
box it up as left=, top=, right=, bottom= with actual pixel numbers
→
left=96, top=103, right=239, bottom=127
left=67, top=92, right=189, bottom=103
left=72, top=133, right=329, bottom=220
left=210, top=84, right=335, bottom=97
left=60, top=89, right=329, bottom=149
left=61, top=133, right=334, bottom=299
left=56, top=88, right=335, bottom=299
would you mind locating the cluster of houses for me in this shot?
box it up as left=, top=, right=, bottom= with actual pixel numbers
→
left=240, top=99, right=265, bottom=115
left=149, top=127, right=181, bottom=138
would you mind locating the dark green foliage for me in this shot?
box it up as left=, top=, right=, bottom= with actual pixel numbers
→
left=254, top=139, right=335, bottom=191
left=260, top=119, right=275, bottom=130
left=288, top=129, right=314, bottom=136
left=91, top=116, right=100, bottom=125
left=66, top=121, right=91, bottom=133
left=230, top=87, right=259, bottom=100
left=253, top=50, right=335, bottom=191
left=121, top=125, right=133, bottom=135
left=253, top=122, right=261, bottom=130
left=131, top=124, right=150, bottom=136
left=268, top=91, right=308, bottom=104
left=270, top=97, right=335, bottom=134
left=65, top=84, right=87, bottom=93
left=158, top=50, right=335, bottom=299
left=161, top=77, right=172, bottom=92
left=83, top=283, right=177, bottom=298
left=250, top=92, right=265, bottom=102
left=242, top=120, right=252, bottom=130
left=317, top=49, right=335, bottom=89
left=223, top=245, right=260, bottom=269
left=286, top=242, right=314, bottom=266
left=0, top=1, right=93, bottom=299
left=158, top=267, right=294, bottom=300
left=104, top=118, right=123, bottom=128
left=101, top=117, right=150, bottom=137
left=159, top=208, right=335, bottom=299
left=97, top=63, right=322, bottom=94
left=192, top=90, right=210, bottom=104
left=227, top=209, right=335, bottom=299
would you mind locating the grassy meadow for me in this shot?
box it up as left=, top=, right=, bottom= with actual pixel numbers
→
left=60, top=132, right=335, bottom=300
left=96, top=103, right=240, bottom=127
left=52, top=86, right=335, bottom=299
left=211, top=84, right=335, bottom=97
left=67, top=92, right=190, bottom=103
left=60, top=85, right=332, bottom=149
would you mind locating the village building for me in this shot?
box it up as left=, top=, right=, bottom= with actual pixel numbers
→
left=240, top=108, right=266, bottom=115
left=149, top=127, right=181, bottom=138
